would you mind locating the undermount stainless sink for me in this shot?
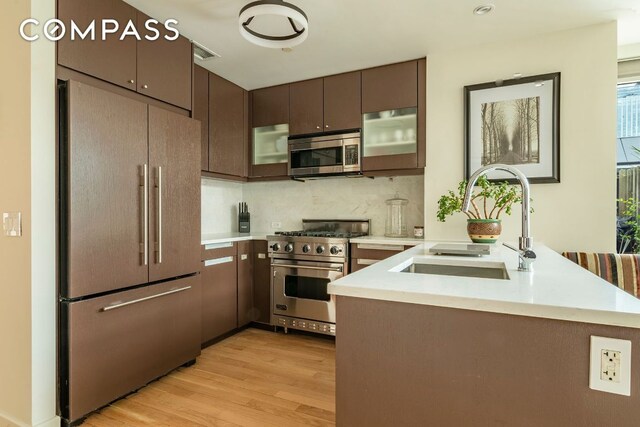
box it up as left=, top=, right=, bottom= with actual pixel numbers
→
left=400, top=259, right=510, bottom=280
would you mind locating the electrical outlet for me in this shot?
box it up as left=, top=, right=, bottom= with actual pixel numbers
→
left=271, top=221, right=282, bottom=229
left=590, top=336, right=631, bottom=396
left=2, top=212, right=22, bottom=237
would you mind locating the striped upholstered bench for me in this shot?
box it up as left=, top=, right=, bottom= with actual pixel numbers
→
left=562, top=252, right=640, bottom=298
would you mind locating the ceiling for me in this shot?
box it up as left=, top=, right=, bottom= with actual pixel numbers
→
left=124, top=0, right=640, bottom=90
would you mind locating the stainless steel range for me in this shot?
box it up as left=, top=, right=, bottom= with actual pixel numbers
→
left=268, top=219, right=370, bottom=336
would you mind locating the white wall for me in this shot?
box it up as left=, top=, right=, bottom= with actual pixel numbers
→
left=201, top=178, right=244, bottom=234
left=242, top=176, right=424, bottom=235
left=425, top=22, right=618, bottom=252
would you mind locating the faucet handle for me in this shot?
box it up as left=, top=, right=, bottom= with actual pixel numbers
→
left=503, top=242, right=536, bottom=272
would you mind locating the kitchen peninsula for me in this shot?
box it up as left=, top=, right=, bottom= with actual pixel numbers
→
left=329, top=243, right=640, bottom=426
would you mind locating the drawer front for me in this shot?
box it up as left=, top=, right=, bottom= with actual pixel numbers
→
left=201, top=255, right=238, bottom=343
left=63, top=276, right=201, bottom=421
left=351, top=258, right=381, bottom=273
left=350, top=243, right=407, bottom=260
left=201, top=241, right=237, bottom=261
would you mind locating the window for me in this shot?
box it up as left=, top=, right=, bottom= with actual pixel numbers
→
left=616, top=81, right=640, bottom=252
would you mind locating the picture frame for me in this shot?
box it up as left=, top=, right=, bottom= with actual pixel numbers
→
left=464, top=72, right=560, bottom=184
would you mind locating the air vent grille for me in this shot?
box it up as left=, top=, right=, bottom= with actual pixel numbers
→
left=192, top=40, right=220, bottom=61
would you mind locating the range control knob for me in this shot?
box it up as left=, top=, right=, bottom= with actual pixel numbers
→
left=316, top=245, right=325, bottom=254
left=270, top=243, right=281, bottom=252
left=330, top=246, right=342, bottom=255
left=284, top=243, right=294, bottom=253
left=302, top=244, right=311, bottom=253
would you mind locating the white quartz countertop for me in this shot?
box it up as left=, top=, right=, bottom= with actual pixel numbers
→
left=349, top=235, right=425, bottom=246
left=201, top=232, right=269, bottom=245
left=328, top=242, right=640, bottom=329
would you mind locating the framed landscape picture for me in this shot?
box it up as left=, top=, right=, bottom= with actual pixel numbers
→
left=464, top=72, right=560, bottom=183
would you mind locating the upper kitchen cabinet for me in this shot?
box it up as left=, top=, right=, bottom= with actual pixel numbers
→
left=136, top=12, right=193, bottom=110
left=250, top=85, right=290, bottom=178
left=57, top=0, right=193, bottom=110
left=57, top=0, right=137, bottom=90
left=289, top=74, right=362, bottom=137
left=361, top=59, right=426, bottom=172
left=323, top=71, right=362, bottom=132
left=209, top=73, right=248, bottom=178
left=194, top=65, right=210, bottom=171
left=289, top=78, right=324, bottom=136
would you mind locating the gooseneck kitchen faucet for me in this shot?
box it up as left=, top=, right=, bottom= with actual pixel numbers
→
left=462, top=164, right=536, bottom=272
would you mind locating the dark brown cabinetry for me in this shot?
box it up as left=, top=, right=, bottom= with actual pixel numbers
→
left=64, top=81, right=200, bottom=299
left=63, top=276, right=200, bottom=422
left=194, top=65, right=210, bottom=171
left=209, top=74, right=248, bottom=178
left=323, top=71, right=362, bottom=132
left=57, top=0, right=192, bottom=110
left=289, top=78, right=324, bottom=136
left=57, top=0, right=137, bottom=91
left=252, top=240, right=271, bottom=324
left=249, top=85, right=290, bottom=178
left=350, top=243, right=416, bottom=273
left=237, top=241, right=254, bottom=327
left=361, top=59, right=426, bottom=172
left=201, top=243, right=238, bottom=343
left=136, top=12, right=193, bottom=110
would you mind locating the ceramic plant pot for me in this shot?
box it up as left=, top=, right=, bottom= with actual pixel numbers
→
left=467, top=219, right=502, bottom=244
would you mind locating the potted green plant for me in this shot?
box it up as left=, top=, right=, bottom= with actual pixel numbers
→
left=436, top=175, right=524, bottom=243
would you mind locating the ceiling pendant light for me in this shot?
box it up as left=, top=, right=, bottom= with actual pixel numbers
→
left=239, top=0, right=309, bottom=49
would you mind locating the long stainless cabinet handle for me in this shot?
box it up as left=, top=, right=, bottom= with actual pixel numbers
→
left=156, top=166, right=163, bottom=264
left=101, top=286, right=191, bottom=312
left=274, top=264, right=343, bottom=273
left=142, top=164, right=148, bottom=266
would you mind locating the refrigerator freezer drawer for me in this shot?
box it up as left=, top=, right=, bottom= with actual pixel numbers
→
left=60, top=275, right=201, bottom=423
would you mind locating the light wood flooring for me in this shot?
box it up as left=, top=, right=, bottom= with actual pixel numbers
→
left=82, top=328, right=336, bottom=427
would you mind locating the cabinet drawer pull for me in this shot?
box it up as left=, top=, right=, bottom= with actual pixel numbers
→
left=128, top=79, right=135, bottom=84
left=142, top=84, right=149, bottom=89
left=204, top=242, right=234, bottom=250
left=101, top=286, right=191, bottom=312
left=357, top=243, right=404, bottom=251
left=204, top=256, right=234, bottom=267
left=357, top=258, right=379, bottom=266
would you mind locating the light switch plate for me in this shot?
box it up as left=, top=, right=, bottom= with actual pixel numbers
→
left=3, top=212, right=22, bottom=237
left=590, top=336, right=631, bottom=396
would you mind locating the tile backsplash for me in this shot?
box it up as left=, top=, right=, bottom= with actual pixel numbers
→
left=202, top=175, right=424, bottom=236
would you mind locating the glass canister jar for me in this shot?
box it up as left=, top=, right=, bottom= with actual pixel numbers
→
left=385, top=193, right=409, bottom=237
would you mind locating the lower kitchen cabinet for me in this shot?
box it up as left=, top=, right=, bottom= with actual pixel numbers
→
left=61, top=275, right=201, bottom=422
left=237, top=240, right=254, bottom=327
left=350, top=243, right=416, bottom=273
left=252, top=240, right=271, bottom=325
left=201, top=243, right=238, bottom=343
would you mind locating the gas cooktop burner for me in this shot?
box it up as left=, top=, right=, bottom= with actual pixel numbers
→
left=275, top=230, right=368, bottom=238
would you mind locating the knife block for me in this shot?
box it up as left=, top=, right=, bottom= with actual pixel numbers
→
left=238, top=213, right=250, bottom=233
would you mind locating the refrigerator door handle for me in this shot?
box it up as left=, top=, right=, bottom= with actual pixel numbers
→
left=100, top=286, right=191, bottom=312
left=142, top=164, right=149, bottom=266
left=156, top=166, right=163, bottom=264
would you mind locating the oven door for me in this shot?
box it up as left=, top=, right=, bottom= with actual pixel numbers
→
left=288, top=139, right=345, bottom=176
left=272, top=259, right=343, bottom=323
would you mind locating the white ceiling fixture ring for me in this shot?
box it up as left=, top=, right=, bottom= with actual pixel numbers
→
left=239, top=0, right=309, bottom=49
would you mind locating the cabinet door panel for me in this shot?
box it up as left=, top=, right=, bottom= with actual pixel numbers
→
left=63, top=276, right=201, bottom=422
left=57, top=0, right=137, bottom=90
left=65, top=81, right=148, bottom=299
left=148, top=106, right=201, bottom=282
left=136, top=12, right=192, bottom=110
left=324, top=72, right=362, bottom=131
left=252, top=85, right=290, bottom=127
left=290, top=78, right=324, bottom=136
left=362, top=61, right=418, bottom=113
left=201, top=255, right=238, bottom=343
left=252, top=240, right=272, bottom=324
left=194, top=65, right=210, bottom=171
left=209, top=74, right=246, bottom=176
left=237, top=240, right=254, bottom=327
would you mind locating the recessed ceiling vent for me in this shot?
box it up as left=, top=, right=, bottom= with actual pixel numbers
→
left=192, top=40, right=220, bottom=61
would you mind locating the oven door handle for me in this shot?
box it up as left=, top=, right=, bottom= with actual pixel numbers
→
left=274, top=264, right=343, bottom=273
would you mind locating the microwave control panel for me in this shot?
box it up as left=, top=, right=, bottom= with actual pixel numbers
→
left=344, top=144, right=359, bottom=166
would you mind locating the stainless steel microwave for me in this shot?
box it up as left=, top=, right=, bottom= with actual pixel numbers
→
left=287, top=131, right=361, bottom=178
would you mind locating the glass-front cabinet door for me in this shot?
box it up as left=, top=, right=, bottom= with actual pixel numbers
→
left=253, top=124, right=289, bottom=166
left=363, top=107, right=417, bottom=158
